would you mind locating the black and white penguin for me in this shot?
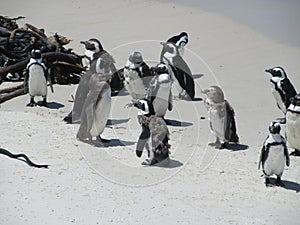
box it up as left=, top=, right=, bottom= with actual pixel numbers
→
left=147, top=63, right=173, bottom=118
left=76, top=73, right=111, bottom=142
left=131, top=99, right=170, bottom=165
left=123, top=51, right=152, bottom=99
left=160, top=41, right=195, bottom=100
left=286, top=93, right=300, bottom=156
left=203, top=86, right=239, bottom=149
left=265, top=66, right=297, bottom=123
left=258, top=122, right=290, bottom=187
left=25, top=49, right=52, bottom=107
left=64, top=38, right=118, bottom=123
left=166, top=31, right=188, bottom=57
left=80, top=38, right=103, bottom=70
left=80, top=38, right=123, bottom=94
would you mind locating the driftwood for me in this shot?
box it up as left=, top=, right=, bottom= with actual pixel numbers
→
left=0, top=16, right=85, bottom=87
left=0, top=84, right=26, bottom=104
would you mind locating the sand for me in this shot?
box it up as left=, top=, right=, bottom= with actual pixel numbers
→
left=1, top=0, right=300, bottom=224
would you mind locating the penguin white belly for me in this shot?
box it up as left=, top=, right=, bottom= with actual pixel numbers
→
left=271, top=83, right=286, bottom=113
left=263, top=145, right=285, bottom=176
left=209, top=104, right=227, bottom=141
left=286, top=109, right=300, bottom=150
left=153, top=82, right=171, bottom=117
left=28, top=65, right=47, bottom=97
left=124, top=69, right=146, bottom=99
left=90, top=87, right=111, bottom=137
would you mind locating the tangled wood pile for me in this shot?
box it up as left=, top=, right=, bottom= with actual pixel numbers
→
left=0, top=16, right=86, bottom=103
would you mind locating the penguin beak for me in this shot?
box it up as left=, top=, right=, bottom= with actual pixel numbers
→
left=202, top=89, right=209, bottom=95
left=80, top=40, right=88, bottom=46
left=265, top=68, right=272, bottom=74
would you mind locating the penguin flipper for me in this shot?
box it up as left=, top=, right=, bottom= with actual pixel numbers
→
left=225, top=101, right=239, bottom=143
left=284, top=144, right=290, bottom=167
left=173, top=57, right=195, bottom=99
left=258, top=145, right=266, bottom=170
left=259, top=142, right=269, bottom=170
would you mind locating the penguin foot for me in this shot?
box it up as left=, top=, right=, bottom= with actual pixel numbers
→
left=63, top=116, right=72, bottom=124
left=290, top=149, right=300, bottom=157
left=230, top=134, right=239, bottom=144
left=265, top=178, right=273, bottom=187
left=97, top=136, right=110, bottom=143
left=26, top=102, right=36, bottom=107
left=141, top=158, right=158, bottom=166
left=276, top=177, right=285, bottom=187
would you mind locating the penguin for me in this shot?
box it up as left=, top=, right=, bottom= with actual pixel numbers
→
left=63, top=38, right=118, bottom=123
left=166, top=31, right=188, bottom=57
left=123, top=51, right=152, bottom=99
left=160, top=41, right=195, bottom=100
left=258, top=122, right=290, bottom=187
left=147, top=63, right=173, bottom=118
left=143, top=115, right=170, bottom=166
left=25, top=49, right=52, bottom=107
left=286, top=93, right=300, bottom=156
left=130, top=99, right=170, bottom=165
left=265, top=66, right=297, bottom=123
left=203, top=86, right=239, bottom=149
left=76, top=73, right=111, bottom=142
left=80, top=38, right=103, bottom=70
left=80, top=38, right=123, bottom=95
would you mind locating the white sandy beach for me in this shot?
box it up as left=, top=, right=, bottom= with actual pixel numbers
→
left=1, top=0, right=300, bottom=224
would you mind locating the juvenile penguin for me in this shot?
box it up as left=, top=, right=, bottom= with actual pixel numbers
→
left=160, top=41, right=195, bottom=100
left=131, top=99, right=170, bottom=165
left=25, top=49, right=52, bottom=107
left=286, top=93, right=300, bottom=156
left=203, top=86, right=239, bottom=149
left=76, top=73, right=111, bottom=142
left=123, top=51, right=152, bottom=99
left=265, top=66, right=297, bottom=123
left=147, top=63, right=173, bottom=118
left=258, top=122, right=290, bottom=187
left=64, top=38, right=117, bottom=123
left=166, top=31, right=188, bottom=57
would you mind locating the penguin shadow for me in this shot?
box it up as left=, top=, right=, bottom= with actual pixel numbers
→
left=107, top=118, right=130, bottom=126
left=269, top=178, right=300, bottom=193
left=165, top=119, right=193, bottom=127
left=226, top=143, right=249, bottom=151
left=150, top=159, right=183, bottom=168
left=192, top=74, right=204, bottom=79
left=192, top=97, right=203, bottom=102
left=80, top=139, right=135, bottom=148
left=103, top=139, right=135, bottom=147
left=37, top=101, right=64, bottom=109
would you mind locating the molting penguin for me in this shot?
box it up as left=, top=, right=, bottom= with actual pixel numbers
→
left=203, top=86, right=239, bottom=149
left=286, top=93, right=300, bottom=156
left=147, top=63, right=173, bottom=118
left=166, top=31, right=188, bottom=57
left=160, top=41, right=195, bottom=100
left=64, top=38, right=118, bottom=123
left=131, top=99, right=170, bottom=166
left=76, top=73, right=111, bottom=142
left=25, top=49, right=52, bottom=107
left=265, top=66, right=297, bottom=123
left=258, top=122, right=290, bottom=187
left=123, top=51, right=152, bottom=99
